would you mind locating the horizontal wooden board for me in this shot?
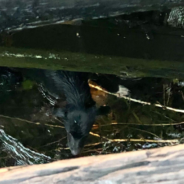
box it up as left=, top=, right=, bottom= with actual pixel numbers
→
left=0, top=144, right=184, bottom=183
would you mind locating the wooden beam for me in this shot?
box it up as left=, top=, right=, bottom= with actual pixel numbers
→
left=1, top=144, right=184, bottom=183
left=0, top=21, right=184, bottom=79
left=0, top=2, right=184, bottom=78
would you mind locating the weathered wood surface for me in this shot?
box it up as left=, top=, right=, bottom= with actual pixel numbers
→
left=1, top=144, right=184, bottom=184
left=1, top=0, right=184, bottom=31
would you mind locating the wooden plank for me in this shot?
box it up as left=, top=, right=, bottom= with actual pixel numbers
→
left=0, top=144, right=184, bottom=183
left=1, top=0, right=184, bottom=31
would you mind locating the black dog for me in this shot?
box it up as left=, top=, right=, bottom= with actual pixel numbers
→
left=21, top=69, right=109, bottom=155
left=47, top=70, right=97, bottom=155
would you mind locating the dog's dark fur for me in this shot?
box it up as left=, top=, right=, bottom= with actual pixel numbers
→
left=21, top=69, right=105, bottom=155
left=47, top=70, right=97, bottom=155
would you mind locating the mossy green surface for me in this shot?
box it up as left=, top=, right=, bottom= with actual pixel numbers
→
left=0, top=47, right=184, bottom=79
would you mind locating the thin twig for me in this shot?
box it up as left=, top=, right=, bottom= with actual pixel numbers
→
left=95, top=121, right=184, bottom=127
left=55, top=118, right=64, bottom=124
left=90, top=131, right=113, bottom=140
left=0, top=114, right=64, bottom=128
left=129, top=127, right=161, bottom=139
left=90, top=132, right=100, bottom=137
left=153, top=111, right=176, bottom=123
left=89, top=131, right=178, bottom=144
left=163, top=84, right=166, bottom=106
left=60, top=137, right=179, bottom=151
left=132, top=112, right=143, bottom=125
left=44, top=124, right=64, bottom=128
left=0, top=114, right=38, bottom=124
left=88, top=139, right=179, bottom=146
left=83, top=138, right=179, bottom=148
left=39, top=137, right=67, bottom=148
left=89, top=82, right=184, bottom=114
left=108, top=138, right=179, bottom=143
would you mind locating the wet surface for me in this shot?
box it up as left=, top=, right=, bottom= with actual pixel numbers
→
left=0, top=5, right=184, bottom=168
left=0, top=67, right=184, bottom=167
left=1, top=9, right=184, bottom=80
left=0, top=0, right=181, bottom=32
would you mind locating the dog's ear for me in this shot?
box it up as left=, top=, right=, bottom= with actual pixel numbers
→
left=52, top=107, right=67, bottom=118
left=96, top=106, right=111, bottom=116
